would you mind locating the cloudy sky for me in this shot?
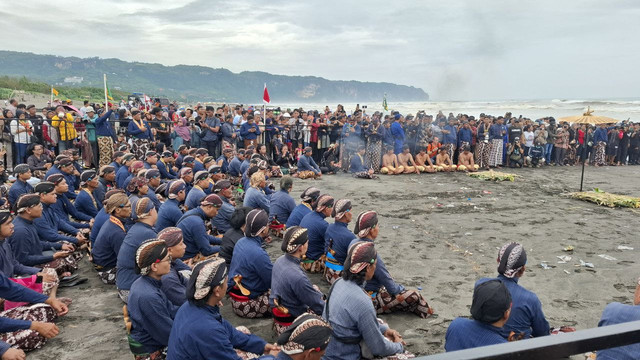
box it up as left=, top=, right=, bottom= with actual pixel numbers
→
left=3, top=0, right=640, bottom=100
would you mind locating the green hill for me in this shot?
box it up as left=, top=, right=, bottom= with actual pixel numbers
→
left=0, top=50, right=429, bottom=103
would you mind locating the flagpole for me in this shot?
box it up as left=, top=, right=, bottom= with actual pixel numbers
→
left=103, top=74, right=108, bottom=109
left=50, top=86, right=53, bottom=107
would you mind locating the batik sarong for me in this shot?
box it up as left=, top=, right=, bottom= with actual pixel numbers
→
left=353, top=172, right=378, bottom=179
left=594, top=141, right=606, bottom=166
left=0, top=303, right=57, bottom=352
left=489, top=139, right=503, bottom=167
left=443, top=143, right=456, bottom=162
left=118, top=289, right=130, bottom=303
left=131, top=139, right=150, bottom=159
left=235, top=326, right=263, bottom=359
left=228, top=289, right=270, bottom=319
left=95, top=266, right=117, bottom=285
left=41, top=254, right=79, bottom=276
left=300, top=257, right=324, bottom=273
left=370, top=287, right=433, bottom=319
left=365, top=139, right=383, bottom=173
left=297, top=171, right=318, bottom=180
left=98, top=136, right=114, bottom=166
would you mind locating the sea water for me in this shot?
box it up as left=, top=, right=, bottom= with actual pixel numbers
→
left=266, top=99, right=640, bottom=121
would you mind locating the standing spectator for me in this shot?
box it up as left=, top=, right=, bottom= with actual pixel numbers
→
left=240, top=115, right=261, bottom=149
left=199, top=106, right=221, bottom=158
left=51, top=106, right=77, bottom=152
left=10, top=112, right=33, bottom=164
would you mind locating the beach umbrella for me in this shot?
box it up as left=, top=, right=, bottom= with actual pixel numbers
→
left=558, top=107, right=618, bottom=191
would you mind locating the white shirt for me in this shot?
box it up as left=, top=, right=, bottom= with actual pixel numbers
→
left=523, top=131, right=535, bottom=147
left=10, top=119, right=33, bottom=143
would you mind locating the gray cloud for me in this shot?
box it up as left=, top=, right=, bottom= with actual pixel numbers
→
left=4, top=0, right=640, bottom=100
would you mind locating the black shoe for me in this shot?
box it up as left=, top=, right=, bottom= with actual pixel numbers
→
left=59, top=277, right=88, bottom=287
left=60, top=274, right=79, bottom=282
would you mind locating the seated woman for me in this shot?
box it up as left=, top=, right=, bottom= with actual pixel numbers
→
left=219, top=207, right=252, bottom=266
left=243, top=172, right=270, bottom=213
left=349, top=211, right=433, bottom=318
left=445, top=280, right=510, bottom=351
left=323, top=199, right=354, bottom=284
left=158, top=227, right=191, bottom=307
left=275, top=314, right=332, bottom=360
left=414, top=147, right=436, bottom=173
left=0, top=271, right=69, bottom=356
left=227, top=209, right=272, bottom=318
left=323, top=241, right=409, bottom=360
left=128, top=239, right=177, bottom=359
left=380, top=148, right=403, bottom=175
left=270, top=227, right=325, bottom=335
left=92, top=193, right=131, bottom=285
left=116, top=198, right=158, bottom=303
left=476, top=242, right=574, bottom=340
left=167, top=258, right=279, bottom=360
left=74, top=170, right=102, bottom=219
left=435, top=147, right=454, bottom=171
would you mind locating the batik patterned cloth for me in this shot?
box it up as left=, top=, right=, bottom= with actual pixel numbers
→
left=300, top=258, right=324, bottom=273
left=365, top=139, right=383, bottom=173
left=41, top=254, right=80, bottom=276
left=475, top=142, right=490, bottom=169
left=132, top=139, right=150, bottom=159
left=234, top=326, right=262, bottom=359
left=297, top=171, right=318, bottom=180
left=594, top=141, right=606, bottom=165
left=323, top=267, right=342, bottom=285
left=98, top=136, right=114, bottom=166
left=0, top=303, right=57, bottom=352
left=118, top=289, right=130, bottom=303
left=371, top=287, right=433, bottom=319
left=96, top=267, right=117, bottom=285
left=443, top=143, right=456, bottom=162
left=229, top=293, right=271, bottom=319
left=489, top=139, right=504, bottom=167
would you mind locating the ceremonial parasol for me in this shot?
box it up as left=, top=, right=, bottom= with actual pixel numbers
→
left=558, top=107, right=618, bottom=191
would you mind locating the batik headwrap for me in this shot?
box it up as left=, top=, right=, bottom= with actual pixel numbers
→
left=300, top=187, right=320, bottom=203
left=331, top=199, right=351, bottom=219
left=155, top=183, right=168, bottom=197
left=130, top=160, right=144, bottom=172
left=470, top=279, right=512, bottom=324
left=0, top=209, right=12, bottom=225
left=134, top=197, right=154, bottom=220
left=157, top=227, right=183, bottom=247
left=103, top=189, right=125, bottom=205
left=497, top=242, right=527, bottom=278
left=13, top=164, right=30, bottom=175
left=281, top=226, right=308, bottom=254
left=46, top=173, right=65, bottom=185
left=34, top=182, right=55, bottom=194
left=354, top=211, right=378, bottom=238
left=194, top=170, right=209, bottom=182
left=80, top=170, right=97, bottom=186
left=99, top=165, right=116, bottom=177
left=179, top=167, right=193, bottom=177
left=127, top=176, right=148, bottom=194
left=346, top=241, right=377, bottom=274
left=244, top=209, right=268, bottom=237
left=105, top=193, right=130, bottom=214
left=135, top=239, right=168, bottom=275
left=213, top=179, right=231, bottom=193
left=276, top=314, right=332, bottom=355
left=314, top=195, right=334, bottom=213
left=167, top=180, right=186, bottom=199
left=145, top=169, right=160, bottom=180
left=201, top=194, right=222, bottom=208
left=16, top=194, right=40, bottom=213
left=187, top=258, right=228, bottom=301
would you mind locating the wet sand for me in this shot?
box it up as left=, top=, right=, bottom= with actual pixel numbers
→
left=30, top=165, right=640, bottom=359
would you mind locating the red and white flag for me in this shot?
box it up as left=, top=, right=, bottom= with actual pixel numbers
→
left=263, top=83, right=270, bottom=104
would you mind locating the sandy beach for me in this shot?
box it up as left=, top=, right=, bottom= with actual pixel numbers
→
left=28, top=165, right=640, bottom=359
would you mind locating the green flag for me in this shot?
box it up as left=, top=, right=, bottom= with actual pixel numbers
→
left=383, top=94, right=388, bottom=111
left=106, top=79, right=114, bottom=101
